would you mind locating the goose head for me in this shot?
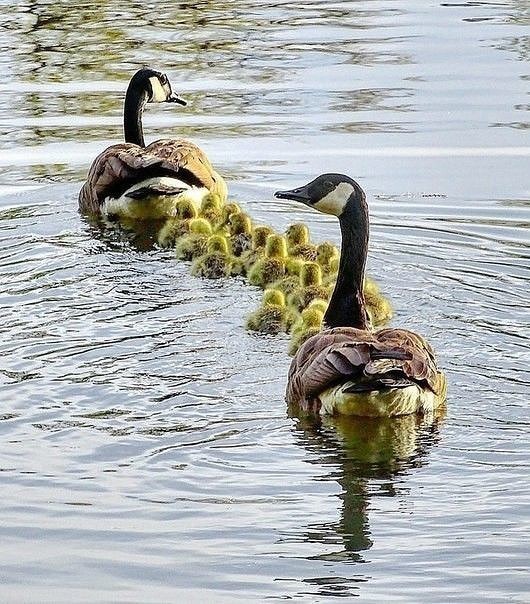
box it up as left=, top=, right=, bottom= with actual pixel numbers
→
left=275, top=173, right=364, bottom=217
left=129, top=68, right=187, bottom=106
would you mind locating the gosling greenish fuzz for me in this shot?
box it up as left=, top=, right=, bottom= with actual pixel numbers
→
left=285, top=223, right=317, bottom=260
left=317, top=241, right=340, bottom=271
left=157, top=199, right=199, bottom=247
left=228, top=212, right=253, bottom=257
left=248, top=258, right=286, bottom=288
left=191, top=234, right=233, bottom=279
left=288, top=262, right=331, bottom=311
left=199, top=193, right=223, bottom=223
left=270, top=274, right=302, bottom=296
left=365, top=289, right=393, bottom=326
left=175, top=217, right=213, bottom=260
left=247, top=235, right=288, bottom=287
left=288, top=305, right=324, bottom=356
left=237, top=225, right=276, bottom=275
left=215, top=202, right=242, bottom=231
left=265, top=234, right=288, bottom=259
left=285, top=257, right=305, bottom=276
left=246, top=289, right=289, bottom=334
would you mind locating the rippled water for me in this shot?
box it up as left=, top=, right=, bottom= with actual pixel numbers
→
left=0, top=1, right=529, bottom=602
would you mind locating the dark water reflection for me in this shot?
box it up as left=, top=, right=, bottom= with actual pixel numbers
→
left=0, top=0, right=529, bottom=602
left=289, top=412, right=444, bottom=566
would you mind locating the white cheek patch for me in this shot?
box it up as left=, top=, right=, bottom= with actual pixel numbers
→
left=314, top=182, right=355, bottom=216
left=149, top=76, right=168, bottom=102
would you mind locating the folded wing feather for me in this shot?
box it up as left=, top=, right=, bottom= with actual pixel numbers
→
left=79, top=139, right=223, bottom=214
left=286, top=327, right=445, bottom=410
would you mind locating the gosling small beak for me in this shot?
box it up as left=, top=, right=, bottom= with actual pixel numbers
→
left=167, top=92, right=187, bottom=106
left=274, top=186, right=312, bottom=204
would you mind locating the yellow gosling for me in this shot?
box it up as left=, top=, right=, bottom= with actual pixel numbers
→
left=215, top=202, right=242, bottom=232
left=286, top=223, right=310, bottom=247
left=175, top=217, right=213, bottom=260
left=191, top=234, right=233, bottom=279
left=285, top=257, right=305, bottom=276
left=228, top=212, right=253, bottom=257
left=199, top=193, right=224, bottom=224
left=247, top=234, right=288, bottom=287
left=270, top=275, right=302, bottom=297
left=288, top=305, right=324, bottom=356
left=288, top=262, right=331, bottom=312
left=365, top=289, right=394, bottom=327
left=285, top=223, right=317, bottom=261
left=317, top=241, right=340, bottom=272
left=246, top=289, right=289, bottom=334
left=233, top=226, right=274, bottom=276
left=157, top=199, right=199, bottom=247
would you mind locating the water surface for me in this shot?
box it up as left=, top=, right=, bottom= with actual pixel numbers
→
left=0, top=1, right=529, bottom=602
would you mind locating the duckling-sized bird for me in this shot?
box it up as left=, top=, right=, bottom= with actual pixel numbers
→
left=246, top=289, right=291, bottom=335
left=191, top=234, right=233, bottom=279
left=199, top=193, right=224, bottom=224
left=79, top=68, right=227, bottom=219
left=232, top=225, right=274, bottom=276
left=262, top=256, right=304, bottom=296
left=157, top=199, right=198, bottom=247
left=248, top=234, right=288, bottom=288
left=288, top=261, right=331, bottom=312
left=287, top=301, right=325, bottom=356
left=214, top=202, right=242, bottom=232
left=317, top=241, right=340, bottom=274
left=285, top=224, right=317, bottom=261
left=227, top=212, right=253, bottom=257
left=364, top=280, right=393, bottom=327
left=275, top=173, right=446, bottom=417
left=269, top=274, right=302, bottom=297
left=175, top=217, right=213, bottom=260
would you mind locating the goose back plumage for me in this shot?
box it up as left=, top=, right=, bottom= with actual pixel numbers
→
left=79, top=139, right=226, bottom=215
left=287, top=326, right=446, bottom=416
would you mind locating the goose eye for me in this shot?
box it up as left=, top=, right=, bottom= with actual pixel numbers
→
left=160, top=74, right=168, bottom=85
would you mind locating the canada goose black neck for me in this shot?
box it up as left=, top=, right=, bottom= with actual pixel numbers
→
left=124, top=80, right=149, bottom=146
left=274, top=173, right=370, bottom=330
left=326, top=192, right=370, bottom=330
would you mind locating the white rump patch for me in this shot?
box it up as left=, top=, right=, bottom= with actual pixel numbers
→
left=314, top=182, right=355, bottom=216
left=102, top=177, right=207, bottom=220
left=149, top=76, right=168, bottom=103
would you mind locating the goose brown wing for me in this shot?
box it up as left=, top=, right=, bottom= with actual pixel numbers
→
left=146, top=139, right=219, bottom=191
left=78, top=139, right=221, bottom=214
left=286, top=327, right=445, bottom=409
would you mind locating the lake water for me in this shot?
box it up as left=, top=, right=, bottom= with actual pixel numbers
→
left=0, top=1, right=528, bottom=602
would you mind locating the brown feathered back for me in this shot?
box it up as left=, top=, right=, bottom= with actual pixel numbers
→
left=286, top=327, right=446, bottom=413
left=78, top=138, right=227, bottom=214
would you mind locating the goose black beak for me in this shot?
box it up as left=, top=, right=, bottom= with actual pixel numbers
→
left=167, top=92, right=187, bottom=106
left=274, top=186, right=311, bottom=204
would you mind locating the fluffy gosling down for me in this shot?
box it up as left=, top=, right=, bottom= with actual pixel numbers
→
left=175, top=218, right=213, bottom=260
left=248, top=234, right=288, bottom=287
left=191, top=234, right=233, bottom=279
left=285, top=223, right=317, bottom=261
left=157, top=199, right=199, bottom=247
left=246, top=289, right=291, bottom=335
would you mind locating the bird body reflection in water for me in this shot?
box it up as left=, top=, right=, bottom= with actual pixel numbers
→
left=288, top=408, right=445, bottom=567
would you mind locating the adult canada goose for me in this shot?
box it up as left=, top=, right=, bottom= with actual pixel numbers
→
left=275, top=174, right=447, bottom=417
left=79, top=68, right=227, bottom=218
